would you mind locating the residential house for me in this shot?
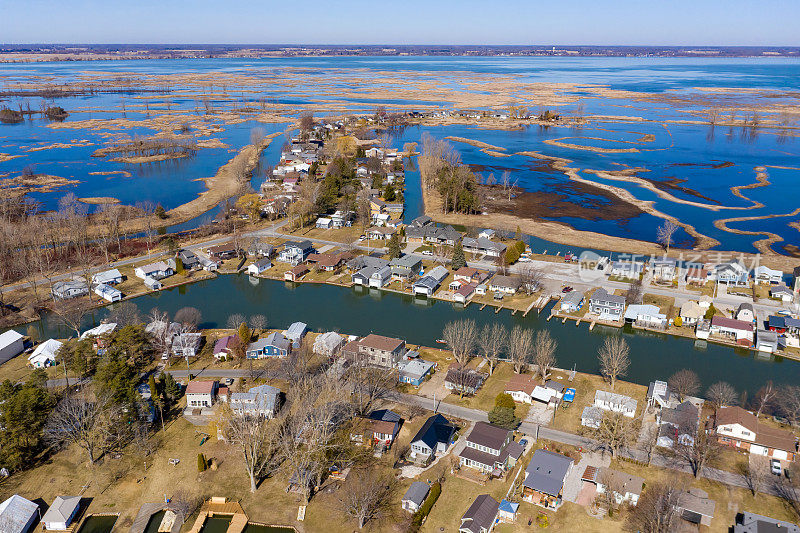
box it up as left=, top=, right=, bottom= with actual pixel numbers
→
left=454, top=267, right=486, bottom=285
left=80, top=322, right=117, bottom=345
left=559, top=291, right=584, bottom=313
left=351, top=415, right=400, bottom=450
left=228, top=384, right=281, bottom=418
left=736, top=302, right=756, bottom=323
left=423, top=225, right=462, bottom=246
left=459, top=494, right=499, bottom=533
left=680, top=301, right=705, bottom=326
left=0, top=330, right=25, bottom=365
left=734, top=512, right=800, bottom=533
left=594, top=390, right=637, bottom=418
left=343, top=334, right=406, bottom=368
left=143, top=276, right=162, bottom=290
left=458, top=422, right=522, bottom=473
left=28, top=339, right=62, bottom=368
left=348, top=253, right=389, bottom=271
left=247, top=257, right=272, bottom=276
left=246, top=333, right=291, bottom=358
left=713, top=406, right=797, bottom=460
left=771, top=284, right=794, bottom=303
left=390, top=255, right=422, bottom=281
left=135, top=261, right=174, bottom=280
left=172, top=332, right=201, bottom=358
left=715, top=260, right=750, bottom=286
left=685, top=263, right=710, bottom=285
left=623, top=304, right=668, bottom=329
left=589, top=288, right=626, bottom=321
left=284, top=322, right=308, bottom=344
left=41, top=495, right=81, bottom=531
left=207, top=243, right=238, bottom=260
left=94, top=283, right=122, bottom=302
left=315, top=217, right=333, bottom=229
left=199, top=257, right=219, bottom=272
left=310, top=252, right=350, bottom=272
left=402, top=482, right=430, bottom=513
left=522, top=450, right=573, bottom=508
left=176, top=249, right=200, bottom=269
left=444, top=364, right=488, bottom=395
left=453, top=283, right=477, bottom=303
left=488, top=275, right=522, bottom=295
left=369, top=265, right=392, bottom=288
left=651, top=258, right=678, bottom=282
left=366, top=226, right=396, bottom=240
left=330, top=210, right=354, bottom=228
left=496, top=499, right=519, bottom=524
left=657, top=401, right=700, bottom=449
left=609, top=260, right=645, bottom=280
left=92, top=268, right=123, bottom=285
left=51, top=278, right=89, bottom=300
left=413, top=265, right=449, bottom=297
left=398, top=358, right=435, bottom=386
left=462, top=237, right=507, bottom=258
left=581, top=467, right=644, bottom=506
left=409, top=414, right=455, bottom=460
left=0, top=494, right=39, bottom=533
left=675, top=488, right=716, bottom=527
left=581, top=406, right=604, bottom=429
left=709, top=316, right=754, bottom=345
left=284, top=263, right=310, bottom=282
left=756, top=329, right=780, bottom=353
left=186, top=380, right=217, bottom=408
left=504, top=374, right=538, bottom=404
left=646, top=380, right=673, bottom=409
left=768, top=315, right=800, bottom=347
left=278, top=240, right=314, bottom=265
left=213, top=335, right=237, bottom=360
left=313, top=332, right=345, bottom=356
left=478, top=228, right=496, bottom=239
left=754, top=265, right=783, bottom=285
left=247, top=240, right=274, bottom=258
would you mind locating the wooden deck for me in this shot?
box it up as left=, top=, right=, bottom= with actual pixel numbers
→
left=129, top=503, right=183, bottom=533
left=185, top=500, right=248, bottom=533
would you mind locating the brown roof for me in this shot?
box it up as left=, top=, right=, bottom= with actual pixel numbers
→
left=597, top=467, right=644, bottom=496
left=368, top=418, right=398, bottom=436
left=581, top=465, right=598, bottom=482
left=711, top=316, right=753, bottom=332
left=289, top=264, right=310, bottom=276
left=318, top=252, right=350, bottom=268
left=715, top=406, right=758, bottom=432
left=186, top=380, right=216, bottom=394
left=359, top=334, right=404, bottom=353
left=454, top=267, right=480, bottom=278
left=466, top=422, right=511, bottom=450
left=208, top=243, right=236, bottom=254
left=505, top=374, right=537, bottom=395
left=716, top=406, right=797, bottom=452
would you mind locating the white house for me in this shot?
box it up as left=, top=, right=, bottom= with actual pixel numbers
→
left=91, top=268, right=123, bottom=285
left=186, top=380, right=217, bottom=408
left=28, top=339, right=63, bottom=368
left=94, top=283, right=122, bottom=302
left=143, top=276, right=163, bottom=291
left=313, top=332, right=345, bottom=356
left=135, top=261, right=174, bottom=280
left=623, top=304, right=668, bottom=329
left=0, top=330, right=25, bottom=365
left=754, top=265, right=783, bottom=285
left=247, top=257, right=272, bottom=276
left=594, top=390, right=637, bottom=418
left=0, top=494, right=39, bottom=533
left=771, top=284, right=794, bottom=303
left=592, top=468, right=644, bottom=506
left=80, top=322, right=117, bottom=340
left=41, top=495, right=81, bottom=531
left=315, top=217, right=333, bottom=229
left=559, top=291, right=584, bottom=313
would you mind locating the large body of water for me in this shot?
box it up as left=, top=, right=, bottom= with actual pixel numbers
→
left=2, top=56, right=800, bottom=253
left=17, top=274, right=798, bottom=396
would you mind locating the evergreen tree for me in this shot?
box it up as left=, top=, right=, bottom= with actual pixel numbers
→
left=488, top=406, right=519, bottom=429
left=174, top=257, right=185, bottom=275
left=164, top=373, right=181, bottom=404
left=197, top=453, right=207, bottom=472
left=155, top=204, right=167, bottom=219
left=384, top=183, right=396, bottom=201
left=388, top=233, right=402, bottom=259
left=495, top=392, right=516, bottom=410
left=451, top=241, right=467, bottom=270
left=238, top=322, right=252, bottom=346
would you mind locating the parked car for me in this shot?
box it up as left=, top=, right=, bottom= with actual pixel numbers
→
left=420, top=250, right=433, bottom=256
left=224, top=378, right=234, bottom=386
left=493, top=292, right=504, bottom=301
left=771, top=459, right=782, bottom=475
left=562, top=286, right=573, bottom=293
left=519, top=438, right=528, bottom=449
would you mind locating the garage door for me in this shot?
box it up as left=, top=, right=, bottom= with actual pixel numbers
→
left=773, top=449, right=789, bottom=460
left=750, top=444, right=768, bottom=456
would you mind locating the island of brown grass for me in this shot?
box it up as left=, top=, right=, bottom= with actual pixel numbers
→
left=88, top=170, right=133, bottom=178
left=0, top=174, right=81, bottom=197
left=78, top=197, right=120, bottom=205
left=714, top=207, right=800, bottom=254
left=543, top=137, right=640, bottom=153
left=0, top=153, right=24, bottom=163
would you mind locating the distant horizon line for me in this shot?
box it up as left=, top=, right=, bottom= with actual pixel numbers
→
left=3, top=43, right=800, bottom=49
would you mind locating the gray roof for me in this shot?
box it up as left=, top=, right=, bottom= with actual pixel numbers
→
left=41, top=495, right=80, bottom=524
left=390, top=255, right=422, bottom=269
left=229, top=384, right=280, bottom=414
left=348, top=255, right=389, bottom=271
left=590, top=287, right=626, bottom=305
left=561, top=291, right=584, bottom=305
left=677, top=488, right=715, bottom=518
left=402, top=482, right=430, bottom=507
left=466, top=422, right=511, bottom=450
left=249, top=332, right=290, bottom=352
left=735, top=511, right=800, bottom=533
left=523, top=450, right=573, bottom=496
left=490, top=275, right=522, bottom=290
left=462, top=236, right=506, bottom=253
left=461, top=494, right=500, bottom=533
left=0, top=495, right=38, bottom=533
left=284, top=240, right=313, bottom=251
left=426, top=265, right=449, bottom=283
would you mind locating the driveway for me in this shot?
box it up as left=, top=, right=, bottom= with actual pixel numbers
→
left=524, top=402, right=554, bottom=426
left=417, top=369, right=450, bottom=401
left=562, top=451, right=610, bottom=504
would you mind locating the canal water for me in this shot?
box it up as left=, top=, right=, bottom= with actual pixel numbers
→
left=76, top=515, right=117, bottom=533
left=19, top=274, right=800, bottom=396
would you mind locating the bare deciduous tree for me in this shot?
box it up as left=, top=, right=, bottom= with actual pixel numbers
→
left=174, top=306, right=201, bottom=330
left=227, top=313, right=246, bottom=330
left=337, top=469, right=395, bottom=529
left=518, top=264, right=545, bottom=295
left=507, top=325, right=533, bottom=374
left=706, top=381, right=737, bottom=412
left=220, top=406, right=279, bottom=492
left=249, top=314, right=267, bottom=332
left=753, top=381, right=776, bottom=418
left=346, top=360, right=396, bottom=416
left=585, top=411, right=637, bottom=458
left=44, top=395, right=117, bottom=464
left=668, top=369, right=700, bottom=402
left=778, top=385, right=800, bottom=427
left=532, top=330, right=557, bottom=382
left=673, top=422, right=720, bottom=478
left=656, top=220, right=679, bottom=254
left=477, top=323, right=507, bottom=375
left=737, top=460, right=766, bottom=496
left=625, top=278, right=644, bottom=305
left=441, top=319, right=477, bottom=366
left=624, top=482, right=683, bottom=533
left=598, top=336, right=630, bottom=391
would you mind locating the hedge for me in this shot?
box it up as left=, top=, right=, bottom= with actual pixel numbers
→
left=410, top=482, right=441, bottom=532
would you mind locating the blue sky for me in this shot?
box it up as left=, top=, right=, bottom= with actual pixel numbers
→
left=2, top=0, right=798, bottom=46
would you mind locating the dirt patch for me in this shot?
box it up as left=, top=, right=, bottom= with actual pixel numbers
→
left=543, top=136, right=641, bottom=153
left=445, top=136, right=506, bottom=152
left=88, top=170, right=133, bottom=177
left=78, top=197, right=120, bottom=204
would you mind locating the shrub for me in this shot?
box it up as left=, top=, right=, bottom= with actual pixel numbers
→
left=673, top=316, right=683, bottom=327
left=197, top=453, right=207, bottom=472
left=495, top=392, right=516, bottom=410
left=704, top=304, right=717, bottom=320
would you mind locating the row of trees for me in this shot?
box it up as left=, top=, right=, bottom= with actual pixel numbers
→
left=419, top=134, right=480, bottom=214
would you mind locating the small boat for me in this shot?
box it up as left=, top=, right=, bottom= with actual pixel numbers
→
left=435, top=339, right=446, bottom=344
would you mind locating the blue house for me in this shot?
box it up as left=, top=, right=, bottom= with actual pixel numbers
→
left=398, top=359, right=435, bottom=386
left=246, top=332, right=291, bottom=358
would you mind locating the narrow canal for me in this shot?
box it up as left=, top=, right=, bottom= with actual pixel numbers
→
left=22, top=274, right=799, bottom=396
